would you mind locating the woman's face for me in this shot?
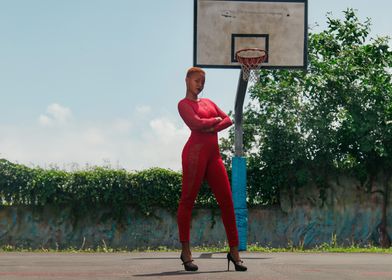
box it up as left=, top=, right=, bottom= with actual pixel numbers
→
left=186, top=72, right=205, bottom=95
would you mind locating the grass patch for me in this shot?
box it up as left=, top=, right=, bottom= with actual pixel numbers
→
left=1, top=243, right=392, bottom=254
left=1, top=235, right=391, bottom=253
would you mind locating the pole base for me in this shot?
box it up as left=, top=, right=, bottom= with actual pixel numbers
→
left=232, top=156, right=248, bottom=251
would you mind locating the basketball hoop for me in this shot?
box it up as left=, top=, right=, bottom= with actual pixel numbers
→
left=235, top=48, right=267, bottom=83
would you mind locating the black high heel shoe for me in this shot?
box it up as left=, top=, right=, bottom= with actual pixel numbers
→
left=180, top=254, right=198, bottom=271
left=227, top=253, right=247, bottom=271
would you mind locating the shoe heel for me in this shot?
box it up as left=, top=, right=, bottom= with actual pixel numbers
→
left=227, top=252, right=247, bottom=272
left=227, top=258, right=230, bottom=271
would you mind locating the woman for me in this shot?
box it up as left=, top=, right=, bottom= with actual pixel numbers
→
left=177, top=67, right=247, bottom=272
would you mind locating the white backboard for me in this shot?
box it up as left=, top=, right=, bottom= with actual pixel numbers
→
left=194, top=0, right=308, bottom=69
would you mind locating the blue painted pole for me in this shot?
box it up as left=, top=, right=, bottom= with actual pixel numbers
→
left=232, top=156, right=248, bottom=251
left=232, top=71, right=248, bottom=251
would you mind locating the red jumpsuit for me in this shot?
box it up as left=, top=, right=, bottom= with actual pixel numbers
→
left=177, top=97, right=239, bottom=247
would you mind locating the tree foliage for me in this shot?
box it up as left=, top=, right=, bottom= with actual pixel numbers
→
left=220, top=9, right=392, bottom=205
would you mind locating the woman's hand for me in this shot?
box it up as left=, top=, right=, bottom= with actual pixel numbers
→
left=200, top=117, right=222, bottom=133
left=199, top=117, right=221, bottom=133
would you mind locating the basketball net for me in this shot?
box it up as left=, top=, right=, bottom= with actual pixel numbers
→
left=236, top=48, right=267, bottom=83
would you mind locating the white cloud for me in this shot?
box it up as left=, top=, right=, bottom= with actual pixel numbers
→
left=0, top=105, right=189, bottom=171
left=135, top=117, right=189, bottom=168
left=82, top=127, right=106, bottom=146
left=0, top=103, right=234, bottom=172
left=112, top=118, right=133, bottom=133
left=135, top=105, right=151, bottom=115
left=38, top=114, right=52, bottom=126
left=149, top=117, right=187, bottom=145
left=38, top=103, right=73, bottom=126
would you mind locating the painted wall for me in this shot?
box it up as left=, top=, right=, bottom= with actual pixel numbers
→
left=0, top=175, right=391, bottom=249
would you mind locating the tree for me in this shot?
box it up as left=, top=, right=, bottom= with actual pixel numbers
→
left=220, top=9, right=392, bottom=246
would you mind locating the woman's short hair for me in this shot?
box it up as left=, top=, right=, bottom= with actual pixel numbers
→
left=186, top=67, right=205, bottom=78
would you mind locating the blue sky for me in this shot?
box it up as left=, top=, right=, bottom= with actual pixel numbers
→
left=0, top=0, right=391, bottom=171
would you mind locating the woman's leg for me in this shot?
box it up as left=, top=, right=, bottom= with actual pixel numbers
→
left=205, top=156, right=239, bottom=248
left=177, top=143, right=207, bottom=259
left=205, top=157, right=245, bottom=263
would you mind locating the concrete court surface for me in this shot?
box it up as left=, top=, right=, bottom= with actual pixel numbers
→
left=1, top=252, right=392, bottom=280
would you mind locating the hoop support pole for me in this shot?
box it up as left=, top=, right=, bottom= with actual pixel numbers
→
left=232, top=69, right=248, bottom=251
left=234, top=71, right=248, bottom=157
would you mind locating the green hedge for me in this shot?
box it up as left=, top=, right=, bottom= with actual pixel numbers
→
left=0, top=159, right=225, bottom=218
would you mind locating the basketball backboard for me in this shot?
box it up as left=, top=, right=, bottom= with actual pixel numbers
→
left=194, top=0, right=308, bottom=69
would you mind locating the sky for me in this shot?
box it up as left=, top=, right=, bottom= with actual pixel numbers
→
left=0, top=0, right=391, bottom=172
